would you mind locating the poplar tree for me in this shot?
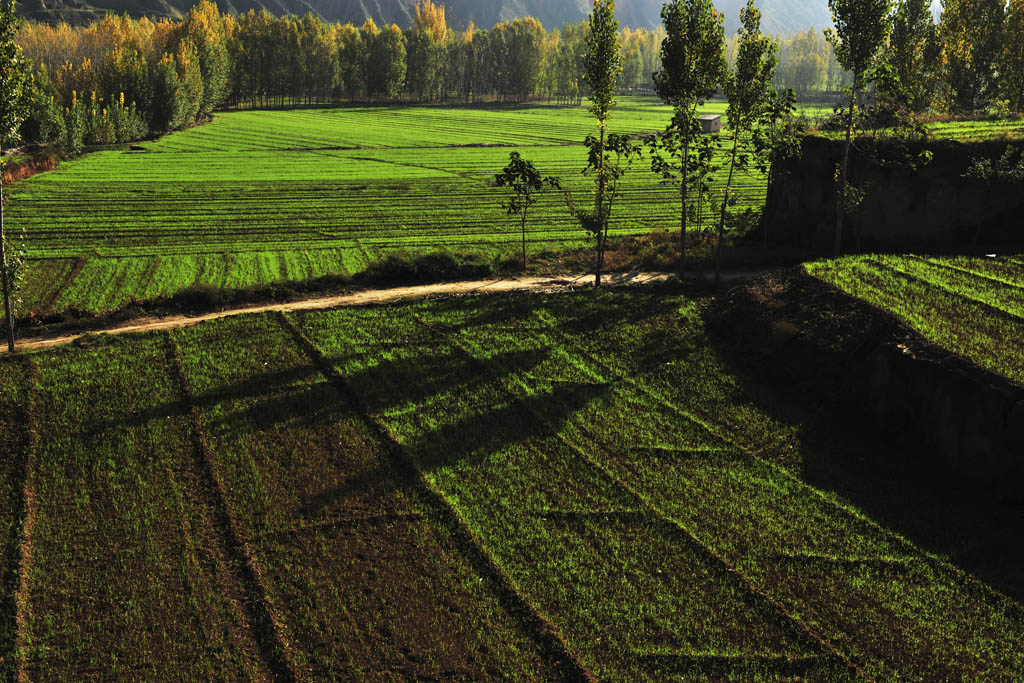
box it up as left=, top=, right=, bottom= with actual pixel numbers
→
left=714, top=0, right=775, bottom=285
left=581, top=0, right=621, bottom=288
left=1002, top=0, right=1024, bottom=112
left=939, top=0, right=1005, bottom=114
left=825, top=0, right=891, bottom=257
left=652, top=0, right=726, bottom=278
left=886, top=0, right=940, bottom=113
left=0, top=0, right=27, bottom=352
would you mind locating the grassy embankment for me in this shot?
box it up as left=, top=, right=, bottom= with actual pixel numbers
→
left=807, top=254, right=1024, bottom=385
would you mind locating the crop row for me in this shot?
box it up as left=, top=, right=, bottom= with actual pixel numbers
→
left=9, top=124, right=767, bottom=316
left=1, top=290, right=1021, bottom=678
left=806, top=255, right=1024, bottom=385
left=290, top=291, right=1024, bottom=680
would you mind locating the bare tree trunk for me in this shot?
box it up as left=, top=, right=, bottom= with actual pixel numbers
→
left=679, top=133, right=689, bottom=279
left=763, top=162, right=774, bottom=249
left=595, top=123, right=606, bottom=288
left=715, top=134, right=739, bottom=287
left=521, top=209, right=528, bottom=271
left=834, top=92, right=856, bottom=258
left=0, top=140, right=14, bottom=353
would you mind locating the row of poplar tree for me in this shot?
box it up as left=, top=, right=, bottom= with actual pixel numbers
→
left=11, top=0, right=1024, bottom=152
left=15, top=0, right=666, bottom=152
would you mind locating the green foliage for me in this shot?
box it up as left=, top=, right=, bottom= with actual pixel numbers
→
left=495, top=151, right=561, bottom=269
left=366, top=24, right=407, bottom=98
left=150, top=57, right=185, bottom=132
left=652, top=0, right=727, bottom=275
left=20, top=67, right=66, bottom=147
left=181, top=0, right=231, bottom=117
left=724, top=0, right=777, bottom=136
left=0, top=0, right=27, bottom=148
left=825, top=0, right=891, bottom=92
left=652, top=0, right=725, bottom=113
left=938, top=0, right=1006, bottom=113
left=964, top=143, right=1024, bottom=183
left=1002, top=0, right=1024, bottom=112
left=582, top=0, right=620, bottom=125
left=881, top=0, right=940, bottom=115
left=825, top=0, right=891, bottom=256
left=715, top=0, right=776, bottom=278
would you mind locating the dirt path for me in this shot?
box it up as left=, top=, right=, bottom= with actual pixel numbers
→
left=4, top=271, right=695, bottom=354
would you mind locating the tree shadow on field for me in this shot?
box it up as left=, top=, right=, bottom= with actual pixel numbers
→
left=298, top=380, right=611, bottom=519
left=705, top=316, right=1024, bottom=603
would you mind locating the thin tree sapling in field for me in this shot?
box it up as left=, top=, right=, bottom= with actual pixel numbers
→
left=495, top=152, right=560, bottom=270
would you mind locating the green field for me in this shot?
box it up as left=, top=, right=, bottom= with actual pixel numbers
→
left=9, top=98, right=776, bottom=318
left=927, top=117, right=1024, bottom=140
left=0, top=289, right=1021, bottom=679
left=806, top=254, right=1024, bottom=385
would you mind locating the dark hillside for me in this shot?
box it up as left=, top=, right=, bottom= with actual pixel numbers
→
left=20, top=0, right=836, bottom=34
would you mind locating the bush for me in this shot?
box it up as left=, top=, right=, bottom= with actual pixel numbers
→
left=355, top=250, right=494, bottom=285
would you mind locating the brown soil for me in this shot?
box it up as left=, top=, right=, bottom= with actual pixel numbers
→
left=4, top=272, right=686, bottom=354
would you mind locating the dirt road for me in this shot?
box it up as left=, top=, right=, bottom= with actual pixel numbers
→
left=3, top=271, right=686, bottom=354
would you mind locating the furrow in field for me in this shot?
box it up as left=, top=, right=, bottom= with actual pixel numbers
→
left=426, top=315, right=864, bottom=680
left=523, top=291, right=1024, bottom=680
left=172, top=313, right=558, bottom=680
left=292, top=303, right=827, bottom=681
left=924, top=255, right=1024, bottom=291
left=0, top=357, right=36, bottom=681
left=20, top=337, right=270, bottom=679
left=166, top=336, right=300, bottom=682
left=884, top=256, right=1024, bottom=321
left=806, top=257, right=1024, bottom=385
left=406, top=291, right=1024, bottom=681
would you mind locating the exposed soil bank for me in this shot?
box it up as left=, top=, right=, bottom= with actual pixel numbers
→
left=763, top=136, right=1024, bottom=253
left=706, top=269, right=1024, bottom=500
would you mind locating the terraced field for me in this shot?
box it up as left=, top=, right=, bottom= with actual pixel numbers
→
left=806, top=254, right=1024, bottom=385
left=928, top=117, right=1024, bottom=141
left=0, top=289, right=1022, bottom=679
left=9, top=98, right=775, bottom=317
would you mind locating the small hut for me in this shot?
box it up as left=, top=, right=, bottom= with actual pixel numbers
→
left=699, top=114, right=722, bottom=134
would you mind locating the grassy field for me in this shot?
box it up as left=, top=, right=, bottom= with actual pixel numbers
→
left=0, top=289, right=1021, bottom=679
left=9, top=97, right=778, bottom=318
left=806, top=254, right=1024, bottom=385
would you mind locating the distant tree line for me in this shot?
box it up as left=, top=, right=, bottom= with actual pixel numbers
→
left=13, top=0, right=666, bottom=150
left=761, top=0, right=1024, bottom=117
left=12, top=0, right=1024, bottom=154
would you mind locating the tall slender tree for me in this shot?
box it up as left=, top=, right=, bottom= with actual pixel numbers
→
left=939, top=0, right=1006, bottom=114
left=581, top=0, right=621, bottom=288
left=714, top=0, right=775, bottom=285
left=885, top=0, right=940, bottom=113
left=0, top=0, right=28, bottom=352
left=825, top=0, right=891, bottom=257
left=1002, top=0, right=1024, bottom=112
left=652, top=0, right=726, bottom=278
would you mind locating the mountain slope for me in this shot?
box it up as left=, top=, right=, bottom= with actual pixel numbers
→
left=19, top=0, right=937, bottom=35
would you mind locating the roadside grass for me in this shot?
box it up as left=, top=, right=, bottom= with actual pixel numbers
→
left=806, top=255, right=1024, bottom=385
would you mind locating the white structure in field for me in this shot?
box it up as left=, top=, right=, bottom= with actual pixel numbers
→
left=699, top=114, right=722, bottom=134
